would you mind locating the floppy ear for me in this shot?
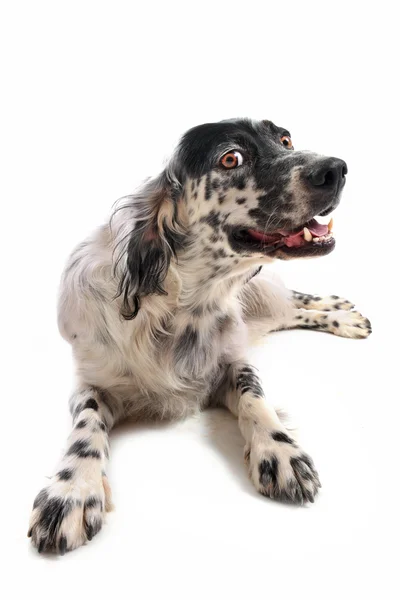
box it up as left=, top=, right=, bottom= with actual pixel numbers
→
left=116, top=167, right=186, bottom=319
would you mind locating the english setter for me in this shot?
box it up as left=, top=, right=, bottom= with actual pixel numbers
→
left=28, top=118, right=372, bottom=554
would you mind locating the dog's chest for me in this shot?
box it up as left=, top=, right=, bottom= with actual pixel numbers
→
left=158, top=308, right=247, bottom=384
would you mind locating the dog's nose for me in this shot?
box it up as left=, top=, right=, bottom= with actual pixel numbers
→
left=308, top=158, right=348, bottom=188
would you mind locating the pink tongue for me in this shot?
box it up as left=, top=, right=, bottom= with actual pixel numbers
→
left=248, top=219, right=329, bottom=248
left=305, top=219, right=329, bottom=236
left=279, top=218, right=328, bottom=247
left=279, top=218, right=328, bottom=237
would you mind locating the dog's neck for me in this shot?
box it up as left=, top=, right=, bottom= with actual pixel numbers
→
left=172, top=239, right=263, bottom=315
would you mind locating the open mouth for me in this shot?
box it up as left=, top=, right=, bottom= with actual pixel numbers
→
left=232, top=217, right=335, bottom=258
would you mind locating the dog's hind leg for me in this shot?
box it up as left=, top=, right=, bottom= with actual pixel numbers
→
left=291, top=290, right=355, bottom=311
left=246, top=307, right=371, bottom=339
left=290, top=308, right=372, bottom=338
left=28, top=386, right=121, bottom=554
left=240, top=277, right=371, bottom=340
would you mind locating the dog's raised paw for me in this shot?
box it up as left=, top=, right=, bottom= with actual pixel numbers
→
left=245, top=433, right=321, bottom=504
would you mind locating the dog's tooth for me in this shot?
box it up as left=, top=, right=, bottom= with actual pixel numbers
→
left=303, top=227, right=312, bottom=242
left=313, top=237, right=320, bottom=242
left=328, top=218, right=333, bottom=232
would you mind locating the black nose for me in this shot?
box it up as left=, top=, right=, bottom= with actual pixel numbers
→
left=308, top=158, right=348, bottom=188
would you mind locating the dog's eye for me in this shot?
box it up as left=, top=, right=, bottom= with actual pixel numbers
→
left=281, top=135, right=293, bottom=149
left=220, top=151, right=243, bottom=169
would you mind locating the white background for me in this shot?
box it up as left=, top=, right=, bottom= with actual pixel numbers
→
left=1, top=1, right=399, bottom=598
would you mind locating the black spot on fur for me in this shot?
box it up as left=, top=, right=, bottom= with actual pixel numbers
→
left=66, top=440, right=101, bottom=460
left=217, top=248, right=228, bottom=258
left=200, top=210, right=221, bottom=230
left=76, top=419, right=87, bottom=429
left=57, top=468, right=74, bottom=481
left=58, top=535, right=68, bottom=555
left=247, top=207, right=265, bottom=224
left=85, top=496, right=101, bottom=509
left=259, top=455, right=279, bottom=489
left=271, top=431, right=294, bottom=444
left=83, top=398, right=98, bottom=411
left=232, top=173, right=246, bottom=190
left=236, top=366, right=264, bottom=398
left=332, top=320, right=339, bottom=327
left=175, top=325, right=199, bottom=362
left=36, top=496, right=75, bottom=550
left=212, top=178, right=221, bottom=190
left=236, top=197, right=247, bottom=205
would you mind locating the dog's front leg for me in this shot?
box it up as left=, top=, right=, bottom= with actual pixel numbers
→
left=28, top=386, right=118, bottom=554
left=220, top=364, right=321, bottom=504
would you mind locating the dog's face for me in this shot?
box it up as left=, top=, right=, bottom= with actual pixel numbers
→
left=177, top=118, right=347, bottom=259
left=115, top=118, right=348, bottom=317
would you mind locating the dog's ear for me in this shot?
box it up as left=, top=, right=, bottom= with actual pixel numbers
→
left=115, top=166, right=186, bottom=319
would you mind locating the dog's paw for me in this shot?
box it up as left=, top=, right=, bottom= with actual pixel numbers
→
left=327, top=310, right=372, bottom=339
left=245, top=432, right=321, bottom=504
left=28, top=471, right=112, bottom=554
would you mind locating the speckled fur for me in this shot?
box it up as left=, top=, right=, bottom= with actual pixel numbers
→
left=28, top=118, right=371, bottom=554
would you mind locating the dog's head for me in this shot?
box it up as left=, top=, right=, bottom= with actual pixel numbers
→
left=114, top=118, right=347, bottom=317
left=179, top=118, right=347, bottom=259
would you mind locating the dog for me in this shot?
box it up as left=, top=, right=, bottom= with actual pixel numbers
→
left=28, top=118, right=372, bottom=554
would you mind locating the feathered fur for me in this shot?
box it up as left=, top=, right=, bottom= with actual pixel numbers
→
left=29, top=118, right=371, bottom=554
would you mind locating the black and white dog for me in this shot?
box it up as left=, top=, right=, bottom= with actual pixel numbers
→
left=28, top=118, right=371, bottom=554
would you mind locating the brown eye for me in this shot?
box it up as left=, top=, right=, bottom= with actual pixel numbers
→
left=220, top=151, right=243, bottom=169
left=281, top=135, right=293, bottom=149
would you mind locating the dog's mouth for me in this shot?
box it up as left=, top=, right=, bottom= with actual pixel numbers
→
left=231, top=217, right=335, bottom=258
